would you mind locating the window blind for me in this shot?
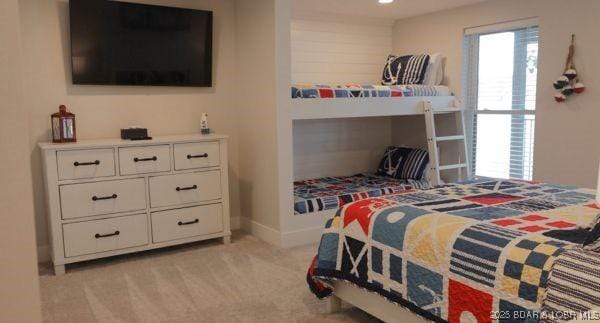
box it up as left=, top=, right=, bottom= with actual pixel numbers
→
left=462, top=24, right=539, bottom=180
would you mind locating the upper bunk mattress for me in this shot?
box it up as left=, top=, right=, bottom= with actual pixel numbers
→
left=292, top=84, right=452, bottom=99
left=294, top=173, right=430, bottom=215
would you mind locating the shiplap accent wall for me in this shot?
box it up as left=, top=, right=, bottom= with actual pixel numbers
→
left=291, top=19, right=394, bottom=180
left=293, top=118, right=392, bottom=180
left=291, top=19, right=392, bottom=84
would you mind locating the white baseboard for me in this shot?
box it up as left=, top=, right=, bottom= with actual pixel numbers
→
left=231, top=216, right=241, bottom=230
left=240, top=217, right=281, bottom=247
left=37, top=244, right=50, bottom=263
left=280, top=226, right=323, bottom=248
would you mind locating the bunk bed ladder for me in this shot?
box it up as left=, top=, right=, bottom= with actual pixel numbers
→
left=423, top=99, right=471, bottom=187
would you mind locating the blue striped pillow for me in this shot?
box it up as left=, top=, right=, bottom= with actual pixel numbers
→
left=376, top=146, right=429, bottom=180
left=382, top=54, right=430, bottom=85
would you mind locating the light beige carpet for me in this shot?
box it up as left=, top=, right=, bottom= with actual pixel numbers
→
left=39, top=232, right=379, bottom=322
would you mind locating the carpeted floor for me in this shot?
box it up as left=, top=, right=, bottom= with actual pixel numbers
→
left=38, top=232, right=379, bottom=322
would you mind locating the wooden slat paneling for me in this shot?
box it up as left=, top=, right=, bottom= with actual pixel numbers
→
left=293, top=117, right=392, bottom=180
left=291, top=20, right=393, bottom=180
left=291, top=19, right=392, bottom=85
left=292, top=20, right=392, bottom=36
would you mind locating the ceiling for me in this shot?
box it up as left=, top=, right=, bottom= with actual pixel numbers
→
left=292, top=0, right=490, bottom=22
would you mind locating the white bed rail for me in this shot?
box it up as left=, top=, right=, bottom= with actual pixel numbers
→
left=291, top=96, right=456, bottom=120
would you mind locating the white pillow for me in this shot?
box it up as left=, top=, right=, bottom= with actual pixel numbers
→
left=423, top=53, right=444, bottom=86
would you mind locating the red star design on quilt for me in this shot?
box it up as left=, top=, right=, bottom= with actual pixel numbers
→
left=343, top=198, right=397, bottom=235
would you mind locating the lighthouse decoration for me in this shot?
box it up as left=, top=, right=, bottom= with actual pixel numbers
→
left=51, top=105, right=77, bottom=143
left=554, top=34, right=585, bottom=102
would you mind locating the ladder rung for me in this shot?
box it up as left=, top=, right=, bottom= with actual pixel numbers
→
left=433, top=108, right=462, bottom=114
left=436, top=135, right=465, bottom=142
left=438, top=163, right=468, bottom=171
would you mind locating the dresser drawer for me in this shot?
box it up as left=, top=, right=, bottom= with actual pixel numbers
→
left=151, top=204, right=223, bottom=243
left=59, top=178, right=146, bottom=219
left=173, top=142, right=220, bottom=170
left=63, top=213, right=148, bottom=257
left=57, top=148, right=115, bottom=180
left=149, top=171, right=221, bottom=208
left=118, top=145, right=171, bottom=175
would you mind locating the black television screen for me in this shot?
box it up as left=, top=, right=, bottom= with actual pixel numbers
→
left=70, top=0, right=212, bottom=87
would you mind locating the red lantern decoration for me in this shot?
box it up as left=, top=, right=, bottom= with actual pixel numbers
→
left=51, top=105, right=76, bottom=143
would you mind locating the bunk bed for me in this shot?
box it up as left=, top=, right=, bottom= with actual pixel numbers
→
left=291, top=82, right=465, bottom=220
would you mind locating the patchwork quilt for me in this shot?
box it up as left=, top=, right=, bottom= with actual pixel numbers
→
left=294, top=173, right=430, bottom=215
left=307, top=179, right=600, bottom=322
left=291, top=84, right=452, bottom=99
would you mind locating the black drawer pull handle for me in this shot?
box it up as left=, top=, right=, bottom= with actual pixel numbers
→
left=92, top=194, right=118, bottom=201
left=187, top=153, right=208, bottom=159
left=178, top=219, right=199, bottom=226
left=74, top=160, right=100, bottom=167
left=95, top=231, right=120, bottom=239
left=133, top=156, right=157, bottom=162
left=176, top=185, right=198, bottom=192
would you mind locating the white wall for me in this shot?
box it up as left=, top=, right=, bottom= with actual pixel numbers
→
left=392, top=0, right=600, bottom=188
left=18, top=0, right=242, bottom=261
left=291, top=19, right=394, bottom=181
left=235, top=0, right=291, bottom=245
left=0, top=0, right=42, bottom=320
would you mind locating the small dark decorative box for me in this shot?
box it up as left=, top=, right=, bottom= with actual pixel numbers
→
left=121, top=128, right=151, bottom=140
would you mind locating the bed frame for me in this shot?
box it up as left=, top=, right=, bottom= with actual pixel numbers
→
left=291, top=95, right=456, bottom=120
left=327, top=281, right=428, bottom=323
left=288, top=95, right=468, bottom=247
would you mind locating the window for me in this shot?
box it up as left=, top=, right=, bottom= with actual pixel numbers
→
left=463, top=23, right=539, bottom=180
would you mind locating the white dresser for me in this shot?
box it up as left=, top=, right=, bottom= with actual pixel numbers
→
left=39, top=134, right=230, bottom=275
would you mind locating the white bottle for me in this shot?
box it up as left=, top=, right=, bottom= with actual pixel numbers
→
left=201, top=113, right=210, bottom=134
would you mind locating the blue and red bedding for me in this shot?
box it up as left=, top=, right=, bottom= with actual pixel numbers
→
left=307, top=178, right=600, bottom=322
left=292, top=84, right=452, bottom=99
left=294, top=173, right=430, bottom=215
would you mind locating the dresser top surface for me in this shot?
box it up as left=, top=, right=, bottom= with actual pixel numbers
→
left=38, top=133, right=228, bottom=150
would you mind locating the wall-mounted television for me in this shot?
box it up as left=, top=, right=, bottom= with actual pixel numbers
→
left=70, top=0, right=213, bottom=87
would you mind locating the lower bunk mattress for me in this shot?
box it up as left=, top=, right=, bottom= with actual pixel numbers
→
left=307, top=178, right=600, bottom=322
left=292, top=84, right=452, bottom=99
left=294, top=173, right=430, bottom=215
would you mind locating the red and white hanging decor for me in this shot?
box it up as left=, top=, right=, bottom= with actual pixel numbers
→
left=554, top=34, right=585, bottom=102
